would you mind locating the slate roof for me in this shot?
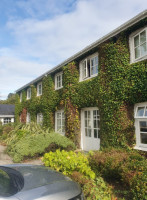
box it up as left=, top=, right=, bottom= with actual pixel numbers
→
left=0, top=104, right=15, bottom=116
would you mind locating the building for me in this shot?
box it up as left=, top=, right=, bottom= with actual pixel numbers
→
left=15, top=10, right=147, bottom=151
left=0, top=104, right=15, bottom=125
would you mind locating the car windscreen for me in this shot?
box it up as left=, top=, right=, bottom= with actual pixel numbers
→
left=0, top=166, right=24, bottom=197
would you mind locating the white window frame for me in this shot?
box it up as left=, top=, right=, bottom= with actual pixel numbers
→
left=37, top=82, right=42, bottom=96
left=20, top=92, right=22, bottom=102
left=129, top=27, right=147, bottom=63
left=27, top=88, right=31, bottom=100
left=26, top=112, right=31, bottom=123
left=55, top=109, right=65, bottom=135
left=79, top=53, right=98, bottom=82
left=37, top=113, right=43, bottom=125
left=3, top=118, right=11, bottom=125
left=55, top=72, right=63, bottom=90
left=134, top=102, right=147, bottom=151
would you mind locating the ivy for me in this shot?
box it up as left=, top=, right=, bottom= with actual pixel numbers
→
left=15, top=22, right=147, bottom=149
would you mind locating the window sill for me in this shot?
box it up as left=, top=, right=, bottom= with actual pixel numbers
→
left=79, top=74, right=98, bottom=82
left=134, top=145, right=147, bottom=152
left=55, top=86, right=63, bottom=91
left=130, top=54, right=147, bottom=64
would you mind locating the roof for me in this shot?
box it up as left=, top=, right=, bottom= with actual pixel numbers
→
left=16, top=10, right=147, bottom=93
left=0, top=104, right=15, bottom=116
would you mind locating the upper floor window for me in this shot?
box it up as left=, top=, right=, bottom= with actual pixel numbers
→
left=130, top=27, right=147, bottom=63
left=55, top=72, right=63, bottom=90
left=37, top=82, right=42, bottom=96
left=134, top=102, right=147, bottom=151
left=37, top=113, right=43, bottom=125
left=79, top=53, right=98, bottom=82
left=27, top=88, right=31, bottom=100
left=20, top=92, right=22, bottom=102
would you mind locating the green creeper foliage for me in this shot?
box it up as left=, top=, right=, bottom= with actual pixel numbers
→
left=15, top=21, right=147, bottom=149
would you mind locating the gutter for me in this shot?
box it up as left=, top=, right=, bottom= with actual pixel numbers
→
left=16, top=10, right=147, bottom=93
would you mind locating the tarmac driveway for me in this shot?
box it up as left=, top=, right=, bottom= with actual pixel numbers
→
left=0, top=144, right=43, bottom=165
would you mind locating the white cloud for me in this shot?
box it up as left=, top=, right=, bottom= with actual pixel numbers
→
left=0, top=0, right=146, bottom=99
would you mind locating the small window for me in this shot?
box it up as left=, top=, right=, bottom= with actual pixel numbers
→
left=55, top=110, right=65, bottom=135
left=37, top=113, right=43, bottom=125
left=20, top=92, right=22, bottom=102
left=55, top=72, right=63, bottom=90
left=3, top=118, right=11, bottom=125
left=130, top=27, right=147, bottom=63
left=134, top=102, right=147, bottom=151
left=37, top=82, right=42, bottom=96
left=80, top=53, right=98, bottom=81
left=27, top=88, right=31, bottom=99
left=26, top=112, right=31, bottom=123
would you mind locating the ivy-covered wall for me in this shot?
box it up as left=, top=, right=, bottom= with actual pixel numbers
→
left=15, top=20, right=147, bottom=149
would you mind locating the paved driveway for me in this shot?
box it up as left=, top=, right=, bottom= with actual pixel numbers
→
left=0, top=144, right=43, bottom=165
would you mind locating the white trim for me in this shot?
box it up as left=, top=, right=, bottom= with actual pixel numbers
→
left=26, top=112, right=31, bottom=123
left=27, top=88, right=31, bottom=100
left=55, top=109, right=65, bottom=135
left=81, top=107, right=100, bottom=151
left=129, top=26, right=147, bottom=63
left=20, top=92, right=22, bottom=102
left=55, top=72, right=63, bottom=90
left=134, top=102, right=147, bottom=151
left=37, top=82, right=42, bottom=96
left=37, top=113, right=43, bottom=124
left=0, top=115, right=14, bottom=117
left=79, top=53, right=98, bottom=82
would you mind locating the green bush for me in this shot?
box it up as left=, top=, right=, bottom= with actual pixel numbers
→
left=7, top=127, right=75, bottom=162
left=89, top=148, right=147, bottom=200
left=43, top=150, right=95, bottom=179
left=71, top=172, right=112, bottom=200
left=0, top=123, right=15, bottom=141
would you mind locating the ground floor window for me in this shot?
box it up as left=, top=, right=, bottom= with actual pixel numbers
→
left=55, top=110, right=65, bottom=135
left=37, top=113, right=43, bottom=125
left=26, top=112, right=31, bottom=123
left=134, top=102, right=147, bottom=151
left=3, top=118, right=11, bottom=124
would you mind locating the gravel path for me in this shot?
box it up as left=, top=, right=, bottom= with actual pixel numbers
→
left=0, top=144, right=43, bottom=165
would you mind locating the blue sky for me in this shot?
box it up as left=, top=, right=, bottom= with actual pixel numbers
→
left=0, top=0, right=146, bottom=99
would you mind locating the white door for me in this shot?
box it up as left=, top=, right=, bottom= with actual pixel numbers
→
left=81, top=108, right=100, bottom=151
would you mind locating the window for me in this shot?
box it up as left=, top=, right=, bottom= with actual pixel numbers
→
left=3, top=118, right=11, bottom=124
left=26, top=112, right=31, bottom=123
left=55, top=110, right=65, bottom=135
left=20, top=92, right=22, bottom=102
left=37, top=82, right=42, bottom=96
left=37, top=113, right=43, bottom=125
left=80, top=53, right=98, bottom=81
left=130, top=27, right=147, bottom=63
left=84, top=109, right=100, bottom=138
left=134, top=102, right=147, bottom=151
left=27, top=88, right=31, bottom=99
left=55, top=72, right=63, bottom=90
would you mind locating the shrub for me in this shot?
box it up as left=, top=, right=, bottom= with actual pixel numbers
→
left=71, top=172, right=113, bottom=200
left=43, top=150, right=95, bottom=179
left=89, top=148, right=147, bottom=200
left=7, top=131, right=75, bottom=162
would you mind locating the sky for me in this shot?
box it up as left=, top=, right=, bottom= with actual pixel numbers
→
left=0, top=0, right=146, bottom=99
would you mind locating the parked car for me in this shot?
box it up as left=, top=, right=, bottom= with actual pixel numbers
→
left=0, top=164, right=84, bottom=200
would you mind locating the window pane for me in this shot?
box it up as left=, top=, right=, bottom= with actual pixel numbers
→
left=137, top=107, right=145, bottom=116
left=140, top=30, right=146, bottom=44
left=140, top=43, right=147, bottom=56
left=145, top=107, right=147, bottom=116
left=94, top=129, right=98, bottom=138
left=140, top=133, right=147, bottom=144
left=140, top=121, right=147, bottom=132
left=135, top=47, right=140, bottom=59
left=134, top=35, right=139, bottom=47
